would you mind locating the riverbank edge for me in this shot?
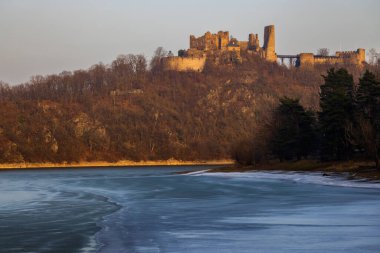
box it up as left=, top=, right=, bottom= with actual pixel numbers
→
left=207, top=160, right=380, bottom=181
left=0, top=159, right=234, bottom=170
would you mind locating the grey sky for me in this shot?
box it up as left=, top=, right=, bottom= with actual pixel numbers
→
left=0, top=0, right=379, bottom=85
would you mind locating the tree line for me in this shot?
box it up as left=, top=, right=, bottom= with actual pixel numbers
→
left=234, top=68, right=380, bottom=170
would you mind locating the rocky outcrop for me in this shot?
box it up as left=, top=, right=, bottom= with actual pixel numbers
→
left=71, top=113, right=110, bottom=151
left=42, top=127, right=59, bottom=153
left=0, top=128, right=24, bottom=163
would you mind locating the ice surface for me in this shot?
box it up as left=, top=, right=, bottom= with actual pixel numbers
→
left=0, top=167, right=379, bottom=253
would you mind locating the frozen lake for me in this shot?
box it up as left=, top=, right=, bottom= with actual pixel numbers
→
left=0, top=166, right=380, bottom=253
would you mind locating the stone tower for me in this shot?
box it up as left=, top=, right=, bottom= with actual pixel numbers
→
left=263, top=25, right=277, bottom=62
left=218, top=31, right=230, bottom=50
left=357, top=48, right=366, bottom=64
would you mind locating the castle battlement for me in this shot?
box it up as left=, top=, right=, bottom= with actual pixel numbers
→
left=298, top=49, right=365, bottom=67
left=336, top=51, right=359, bottom=54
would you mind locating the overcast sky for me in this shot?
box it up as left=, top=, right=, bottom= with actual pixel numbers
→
left=0, top=0, right=379, bottom=85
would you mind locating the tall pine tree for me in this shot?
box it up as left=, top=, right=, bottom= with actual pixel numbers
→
left=271, top=97, right=317, bottom=161
left=319, top=68, right=355, bottom=160
left=355, top=70, right=380, bottom=169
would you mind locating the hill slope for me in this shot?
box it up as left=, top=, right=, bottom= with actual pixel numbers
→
left=0, top=54, right=341, bottom=163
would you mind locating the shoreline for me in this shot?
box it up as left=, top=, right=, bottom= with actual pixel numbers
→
left=2, top=159, right=379, bottom=182
left=207, top=160, right=380, bottom=181
left=0, top=159, right=234, bottom=171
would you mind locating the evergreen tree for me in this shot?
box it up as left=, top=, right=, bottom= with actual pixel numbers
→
left=355, top=70, right=380, bottom=169
left=271, top=97, right=317, bottom=161
left=319, top=68, right=355, bottom=160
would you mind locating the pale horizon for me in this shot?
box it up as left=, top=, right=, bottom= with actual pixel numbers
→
left=0, top=0, right=379, bottom=85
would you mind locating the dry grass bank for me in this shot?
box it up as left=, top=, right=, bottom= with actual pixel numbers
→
left=0, top=159, right=234, bottom=170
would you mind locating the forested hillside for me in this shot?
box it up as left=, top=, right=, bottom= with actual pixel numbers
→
left=0, top=50, right=375, bottom=163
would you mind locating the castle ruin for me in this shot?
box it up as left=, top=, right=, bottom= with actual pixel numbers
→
left=164, top=25, right=365, bottom=71
left=164, top=25, right=277, bottom=72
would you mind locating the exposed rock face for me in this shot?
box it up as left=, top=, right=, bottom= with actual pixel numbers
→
left=50, top=141, right=59, bottom=154
left=72, top=113, right=110, bottom=151
left=42, top=127, right=59, bottom=154
left=0, top=128, right=24, bottom=162
left=72, top=113, right=93, bottom=138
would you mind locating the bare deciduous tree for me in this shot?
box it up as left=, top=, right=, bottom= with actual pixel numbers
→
left=317, top=48, right=330, bottom=56
left=150, top=47, right=168, bottom=73
left=368, top=48, right=379, bottom=65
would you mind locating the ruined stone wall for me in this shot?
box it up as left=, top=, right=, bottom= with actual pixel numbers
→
left=190, top=35, right=197, bottom=49
left=238, top=41, right=249, bottom=51
left=218, top=31, right=230, bottom=50
left=299, top=49, right=366, bottom=67
left=299, top=53, right=315, bottom=66
left=190, top=34, right=205, bottom=50
left=249, top=33, right=260, bottom=51
left=204, top=32, right=218, bottom=51
left=163, top=56, right=206, bottom=72
left=314, top=56, right=341, bottom=65
left=227, top=46, right=241, bottom=52
left=336, top=49, right=366, bottom=64
left=299, top=54, right=343, bottom=66
left=187, top=48, right=204, bottom=57
left=190, top=31, right=230, bottom=51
